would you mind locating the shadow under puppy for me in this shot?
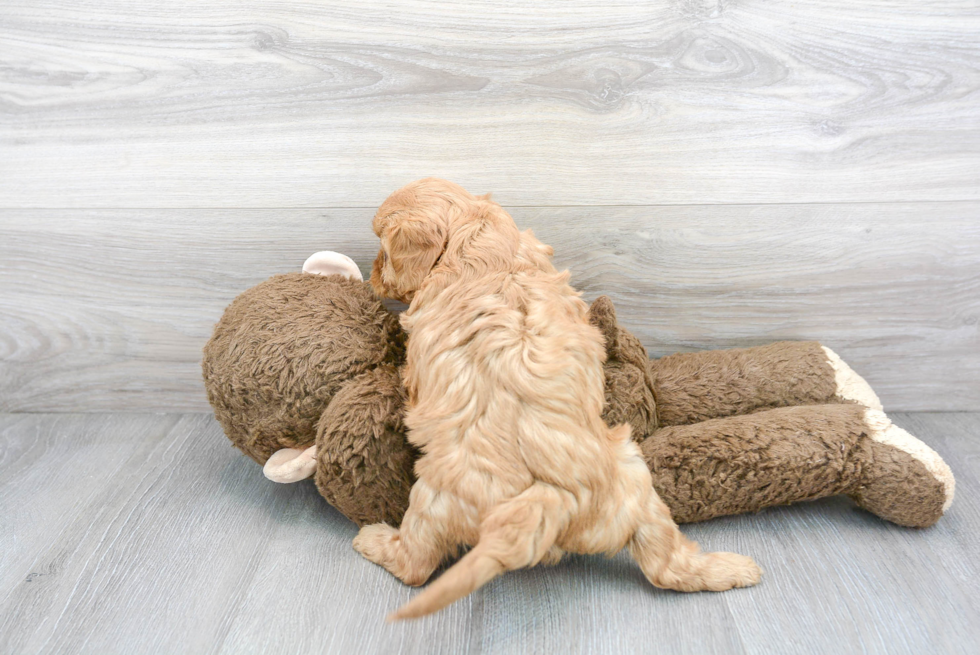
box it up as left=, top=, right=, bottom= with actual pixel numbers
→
left=354, top=178, right=762, bottom=620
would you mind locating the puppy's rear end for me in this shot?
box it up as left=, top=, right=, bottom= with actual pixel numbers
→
left=357, top=178, right=762, bottom=620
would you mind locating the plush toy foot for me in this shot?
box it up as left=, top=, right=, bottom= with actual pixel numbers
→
left=822, top=347, right=883, bottom=411
left=302, top=251, right=363, bottom=280
left=641, top=403, right=955, bottom=527
left=264, top=445, right=318, bottom=482
left=850, top=409, right=955, bottom=527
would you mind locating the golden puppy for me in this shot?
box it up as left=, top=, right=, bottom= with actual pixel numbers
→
left=355, top=178, right=762, bottom=620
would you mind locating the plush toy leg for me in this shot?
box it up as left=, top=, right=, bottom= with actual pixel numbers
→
left=821, top=347, right=883, bottom=411
left=640, top=404, right=953, bottom=527
left=649, top=341, right=881, bottom=426
left=264, top=365, right=416, bottom=528
left=264, top=445, right=317, bottom=482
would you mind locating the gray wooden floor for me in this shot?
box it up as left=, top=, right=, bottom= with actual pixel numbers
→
left=1, top=411, right=977, bottom=655
left=2, top=1, right=979, bottom=653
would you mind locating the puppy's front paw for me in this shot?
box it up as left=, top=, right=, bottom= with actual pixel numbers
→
left=353, top=523, right=399, bottom=566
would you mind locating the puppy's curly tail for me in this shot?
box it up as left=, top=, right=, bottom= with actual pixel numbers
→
left=388, top=484, right=567, bottom=621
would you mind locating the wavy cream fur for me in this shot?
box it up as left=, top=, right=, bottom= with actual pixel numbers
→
left=353, top=178, right=760, bottom=620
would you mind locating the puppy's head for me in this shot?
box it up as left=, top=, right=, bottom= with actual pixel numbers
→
left=371, top=178, right=498, bottom=303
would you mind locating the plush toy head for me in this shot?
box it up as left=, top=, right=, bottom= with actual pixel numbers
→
left=203, top=270, right=405, bottom=464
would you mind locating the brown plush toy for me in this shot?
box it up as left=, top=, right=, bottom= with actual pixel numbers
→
left=203, top=252, right=955, bottom=530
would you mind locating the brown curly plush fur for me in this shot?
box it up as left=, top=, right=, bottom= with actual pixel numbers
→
left=589, top=299, right=950, bottom=528
left=313, top=365, right=417, bottom=526
left=203, top=273, right=405, bottom=465
left=203, top=276, right=952, bottom=530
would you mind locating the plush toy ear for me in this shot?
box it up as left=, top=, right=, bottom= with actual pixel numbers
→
left=264, top=445, right=318, bottom=483
left=302, top=251, right=363, bottom=280
left=588, top=295, right=620, bottom=357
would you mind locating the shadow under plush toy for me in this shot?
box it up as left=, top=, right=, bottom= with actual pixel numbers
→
left=203, top=251, right=954, bottom=529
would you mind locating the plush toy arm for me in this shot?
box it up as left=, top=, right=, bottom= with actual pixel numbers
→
left=314, top=365, right=418, bottom=527
left=641, top=403, right=953, bottom=528
left=649, top=341, right=882, bottom=427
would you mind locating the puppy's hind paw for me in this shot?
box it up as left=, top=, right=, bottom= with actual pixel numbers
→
left=353, top=523, right=399, bottom=566
left=700, top=552, right=763, bottom=590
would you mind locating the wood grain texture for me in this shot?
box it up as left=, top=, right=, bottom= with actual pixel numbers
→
left=0, top=412, right=977, bottom=654
left=1, top=1, right=978, bottom=207
left=2, top=204, right=978, bottom=412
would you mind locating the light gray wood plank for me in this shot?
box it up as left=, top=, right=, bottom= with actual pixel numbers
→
left=1, top=1, right=979, bottom=207
left=0, top=414, right=292, bottom=654
left=0, top=412, right=977, bottom=654
left=0, top=414, right=181, bottom=596
left=527, top=205, right=980, bottom=412
left=215, top=486, right=479, bottom=655
left=2, top=204, right=978, bottom=412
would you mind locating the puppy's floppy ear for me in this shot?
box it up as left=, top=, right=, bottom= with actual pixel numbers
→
left=384, top=216, right=448, bottom=294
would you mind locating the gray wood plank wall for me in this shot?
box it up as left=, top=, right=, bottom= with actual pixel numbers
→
left=2, top=206, right=978, bottom=412
left=2, top=1, right=979, bottom=206
left=1, top=1, right=979, bottom=412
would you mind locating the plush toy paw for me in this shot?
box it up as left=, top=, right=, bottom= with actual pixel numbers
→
left=302, top=251, right=363, bottom=280
left=851, top=409, right=955, bottom=527
left=822, top=346, right=883, bottom=411
left=263, top=445, right=318, bottom=483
